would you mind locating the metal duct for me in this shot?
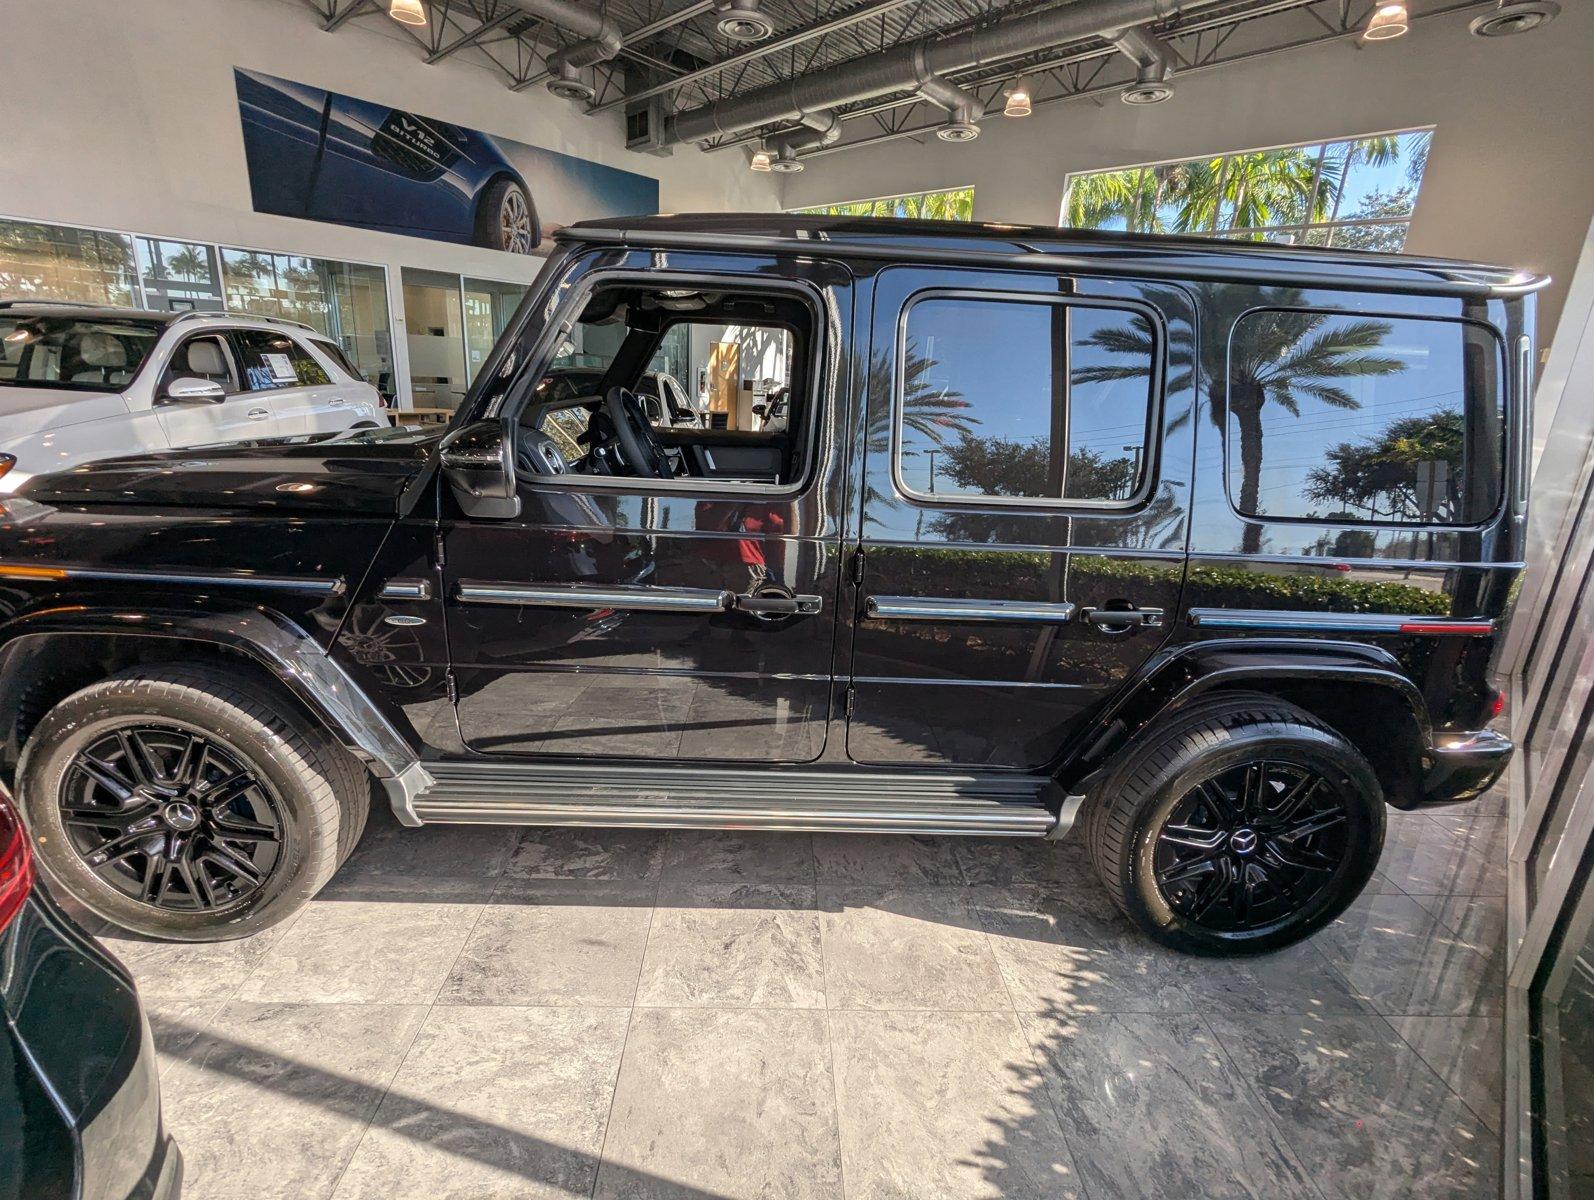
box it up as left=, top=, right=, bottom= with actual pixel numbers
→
left=912, top=44, right=981, bottom=140
left=666, top=0, right=1212, bottom=146
left=500, top=0, right=624, bottom=76
left=766, top=110, right=842, bottom=156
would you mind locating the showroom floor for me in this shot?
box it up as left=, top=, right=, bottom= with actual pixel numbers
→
left=94, top=796, right=1507, bottom=1200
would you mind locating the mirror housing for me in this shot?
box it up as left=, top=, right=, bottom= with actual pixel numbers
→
left=159, top=377, right=227, bottom=404
left=439, top=418, right=519, bottom=519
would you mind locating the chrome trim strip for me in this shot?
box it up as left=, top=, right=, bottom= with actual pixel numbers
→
left=1187, top=608, right=1494, bottom=635
left=0, top=562, right=343, bottom=595
left=866, top=596, right=1077, bottom=624
left=378, top=579, right=433, bottom=601
left=456, top=582, right=732, bottom=613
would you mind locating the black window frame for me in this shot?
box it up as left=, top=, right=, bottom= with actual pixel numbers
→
left=1222, top=305, right=1509, bottom=532
left=891, top=286, right=1167, bottom=513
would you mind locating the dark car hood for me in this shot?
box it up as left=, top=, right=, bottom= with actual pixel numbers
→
left=17, top=426, right=444, bottom=515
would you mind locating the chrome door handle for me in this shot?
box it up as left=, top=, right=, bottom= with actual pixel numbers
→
left=247, top=407, right=269, bottom=420
left=328, top=396, right=345, bottom=405
left=1081, top=606, right=1164, bottom=629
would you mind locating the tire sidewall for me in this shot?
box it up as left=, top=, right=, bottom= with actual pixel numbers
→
left=19, top=684, right=338, bottom=941
left=1122, top=724, right=1384, bottom=955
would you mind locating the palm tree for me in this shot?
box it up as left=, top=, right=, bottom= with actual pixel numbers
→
left=1071, top=283, right=1407, bottom=551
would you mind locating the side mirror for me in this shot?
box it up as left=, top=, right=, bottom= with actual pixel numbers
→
left=439, top=418, right=519, bottom=519
left=159, top=377, right=227, bottom=404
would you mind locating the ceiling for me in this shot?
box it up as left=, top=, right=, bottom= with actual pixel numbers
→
left=296, top=0, right=1508, bottom=160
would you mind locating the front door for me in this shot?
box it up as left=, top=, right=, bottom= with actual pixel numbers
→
left=847, top=265, right=1196, bottom=770
left=443, top=248, right=853, bottom=763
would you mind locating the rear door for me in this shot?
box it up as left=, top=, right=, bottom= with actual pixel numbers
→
left=846, top=265, right=1196, bottom=770
left=226, top=328, right=337, bottom=435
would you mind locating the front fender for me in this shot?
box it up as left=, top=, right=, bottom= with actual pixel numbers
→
left=0, top=602, right=419, bottom=782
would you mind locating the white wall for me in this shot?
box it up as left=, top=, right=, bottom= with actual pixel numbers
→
left=0, top=0, right=779, bottom=398
left=778, top=5, right=1594, bottom=339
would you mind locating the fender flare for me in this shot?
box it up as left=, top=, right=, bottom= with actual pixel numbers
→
left=1071, top=636, right=1435, bottom=776
left=0, top=603, right=424, bottom=795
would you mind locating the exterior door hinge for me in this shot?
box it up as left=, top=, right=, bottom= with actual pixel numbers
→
left=850, top=549, right=865, bottom=585
left=445, top=672, right=458, bottom=705
left=842, top=685, right=854, bottom=716
left=434, top=528, right=447, bottom=568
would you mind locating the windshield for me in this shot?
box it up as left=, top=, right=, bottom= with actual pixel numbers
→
left=0, top=315, right=164, bottom=392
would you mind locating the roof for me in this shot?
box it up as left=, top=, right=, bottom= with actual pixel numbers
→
left=557, top=214, right=1548, bottom=300
left=0, top=302, right=178, bottom=323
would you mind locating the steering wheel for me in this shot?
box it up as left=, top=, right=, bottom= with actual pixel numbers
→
left=602, top=386, right=674, bottom=480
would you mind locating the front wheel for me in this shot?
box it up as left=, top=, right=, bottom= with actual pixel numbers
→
left=17, top=664, right=364, bottom=941
left=475, top=177, right=538, bottom=254
left=1087, top=692, right=1384, bottom=955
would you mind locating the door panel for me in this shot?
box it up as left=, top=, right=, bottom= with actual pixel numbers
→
left=847, top=267, right=1196, bottom=770
left=443, top=249, right=853, bottom=764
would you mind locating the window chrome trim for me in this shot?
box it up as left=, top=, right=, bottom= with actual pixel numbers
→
left=866, top=595, right=1077, bottom=624
left=456, top=581, right=732, bottom=613
left=890, top=287, right=1165, bottom=514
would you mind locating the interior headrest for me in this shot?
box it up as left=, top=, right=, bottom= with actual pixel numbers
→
left=78, top=332, right=127, bottom=368
left=183, top=339, right=227, bottom=376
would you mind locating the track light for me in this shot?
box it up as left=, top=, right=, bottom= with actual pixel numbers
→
left=1362, top=3, right=1409, bottom=40
left=1002, top=78, right=1033, bottom=118
left=1470, top=0, right=1560, bottom=36
left=388, top=0, right=427, bottom=26
left=749, top=146, right=773, bottom=172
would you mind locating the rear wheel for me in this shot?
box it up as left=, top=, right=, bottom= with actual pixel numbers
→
left=18, top=663, right=362, bottom=941
left=475, top=177, right=537, bottom=254
left=1087, top=692, right=1384, bottom=955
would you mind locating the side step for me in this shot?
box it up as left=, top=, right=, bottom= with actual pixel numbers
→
left=410, top=760, right=1062, bottom=837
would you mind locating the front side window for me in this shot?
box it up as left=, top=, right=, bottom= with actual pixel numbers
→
left=231, top=329, right=331, bottom=391
left=896, top=296, right=1157, bottom=505
left=1228, top=311, right=1503, bottom=525
left=0, top=316, right=162, bottom=391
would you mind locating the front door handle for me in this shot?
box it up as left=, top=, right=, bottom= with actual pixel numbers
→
left=247, top=407, right=270, bottom=420
left=1081, top=606, right=1164, bottom=629
left=734, top=592, right=823, bottom=617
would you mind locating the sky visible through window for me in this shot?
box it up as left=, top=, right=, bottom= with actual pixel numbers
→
left=1062, top=129, right=1433, bottom=252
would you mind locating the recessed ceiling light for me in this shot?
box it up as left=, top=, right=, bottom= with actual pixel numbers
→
left=1363, top=2, right=1409, bottom=40
left=937, top=119, right=980, bottom=142
left=389, top=0, right=427, bottom=26
left=1470, top=0, right=1560, bottom=36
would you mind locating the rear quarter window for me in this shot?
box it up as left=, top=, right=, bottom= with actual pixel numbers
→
left=1227, top=310, right=1503, bottom=526
left=232, top=329, right=332, bottom=391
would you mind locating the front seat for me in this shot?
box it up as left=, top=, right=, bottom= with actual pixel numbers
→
left=175, top=338, right=233, bottom=389
left=71, top=333, right=128, bottom=386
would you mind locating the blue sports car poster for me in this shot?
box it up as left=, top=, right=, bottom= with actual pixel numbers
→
left=234, top=68, right=660, bottom=256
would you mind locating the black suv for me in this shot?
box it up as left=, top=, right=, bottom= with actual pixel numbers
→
left=0, top=216, right=1536, bottom=955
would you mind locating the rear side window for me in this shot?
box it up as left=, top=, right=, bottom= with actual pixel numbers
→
left=311, top=337, right=364, bottom=381
left=1229, top=311, right=1503, bottom=525
left=896, top=295, right=1157, bottom=506
left=231, top=330, right=331, bottom=391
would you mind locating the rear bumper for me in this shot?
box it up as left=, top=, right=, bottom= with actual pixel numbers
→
left=1418, top=729, right=1514, bottom=807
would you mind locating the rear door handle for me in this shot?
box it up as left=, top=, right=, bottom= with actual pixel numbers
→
left=247, top=407, right=270, bottom=420
left=328, top=396, right=346, bottom=405
left=1081, top=606, right=1164, bottom=629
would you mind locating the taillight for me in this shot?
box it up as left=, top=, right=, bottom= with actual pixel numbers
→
left=1491, top=689, right=1507, bottom=720
left=0, top=787, right=35, bottom=932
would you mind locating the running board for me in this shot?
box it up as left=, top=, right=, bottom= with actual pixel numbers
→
left=410, top=761, right=1063, bottom=837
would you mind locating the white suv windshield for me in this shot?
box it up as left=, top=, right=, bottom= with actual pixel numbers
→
left=0, top=316, right=164, bottom=392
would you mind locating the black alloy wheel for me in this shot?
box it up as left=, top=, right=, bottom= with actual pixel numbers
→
left=60, top=725, right=284, bottom=912
left=1151, top=760, right=1352, bottom=934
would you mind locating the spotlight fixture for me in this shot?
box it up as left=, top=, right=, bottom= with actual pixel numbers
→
left=1362, top=2, right=1409, bottom=40
left=1002, top=78, right=1033, bottom=118
left=1470, top=0, right=1560, bottom=36
left=388, top=0, right=427, bottom=26
left=716, top=0, right=775, bottom=42
left=749, top=146, right=773, bottom=172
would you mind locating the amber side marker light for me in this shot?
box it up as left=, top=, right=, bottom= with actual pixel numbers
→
left=1398, top=620, right=1495, bottom=636
left=0, top=564, right=68, bottom=581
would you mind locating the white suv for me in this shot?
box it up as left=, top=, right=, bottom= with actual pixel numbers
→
left=0, top=302, right=389, bottom=491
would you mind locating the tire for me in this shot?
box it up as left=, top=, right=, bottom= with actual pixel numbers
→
left=474, top=176, right=538, bottom=255
left=17, top=663, right=357, bottom=941
left=1087, top=691, right=1384, bottom=956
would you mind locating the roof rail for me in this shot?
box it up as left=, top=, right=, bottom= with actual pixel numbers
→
left=0, top=298, right=93, bottom=309
left=169, top=310, right=318, bottom=333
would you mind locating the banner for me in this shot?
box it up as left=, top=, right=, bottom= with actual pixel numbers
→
left=235, top=68, right=659, bottom=256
